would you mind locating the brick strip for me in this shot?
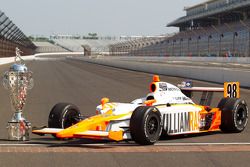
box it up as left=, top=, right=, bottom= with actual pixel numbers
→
left=0, top=145, right=250, bottom=153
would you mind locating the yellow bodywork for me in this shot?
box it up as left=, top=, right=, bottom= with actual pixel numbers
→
left=33, top=110, right=132, bottom=141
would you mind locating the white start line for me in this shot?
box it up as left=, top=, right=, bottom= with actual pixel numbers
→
left=0, top=142, right=250, bottom=147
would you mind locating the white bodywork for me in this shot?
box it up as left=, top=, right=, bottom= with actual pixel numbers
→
left=95, top=81, right=199, bottom=138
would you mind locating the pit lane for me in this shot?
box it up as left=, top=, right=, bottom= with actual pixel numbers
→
left=0, top=58, right=249, bottom=167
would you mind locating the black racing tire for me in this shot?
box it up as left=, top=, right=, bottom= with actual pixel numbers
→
left=218, top=98, right=248, bottom=133
left=130, top=106, right=162, bottom=145
left=48, top=103, right=81, bottom=131
left=217, top=98, right=229, bottom=109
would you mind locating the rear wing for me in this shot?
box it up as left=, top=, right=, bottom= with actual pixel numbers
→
left=178, top=81, right=240, bottom=106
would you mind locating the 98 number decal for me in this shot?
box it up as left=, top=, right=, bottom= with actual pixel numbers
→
left=224, top=82, right=240, bottom=98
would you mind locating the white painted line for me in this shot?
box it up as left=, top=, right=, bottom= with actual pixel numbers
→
left=0, top=143, right=107, bottom=147
left=155, top=142, right=250, bottom=146
left=0, top=144, right=46, bottom=146
left=0, top=142, right=250, bottom=147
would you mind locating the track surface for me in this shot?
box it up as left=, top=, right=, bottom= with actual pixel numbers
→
left=0, top=58, right=250, bottom=167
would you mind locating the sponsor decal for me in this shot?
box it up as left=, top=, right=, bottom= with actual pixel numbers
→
left=163, top=111, right=199, bottom=134
left=173, top=97, right=190, bottom=101
left=185, top=81, right=192, bottom=88
left=173, top=97, right=182, bottom=100
left=168, top=88, right=180, bottom=91
left=159, top=83, right=168, bottom=91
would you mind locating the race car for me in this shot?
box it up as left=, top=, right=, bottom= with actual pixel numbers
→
left=32, top=75, right=248, bottom=145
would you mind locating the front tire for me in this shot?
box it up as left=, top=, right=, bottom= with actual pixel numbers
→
left=130, top=106, right=162, bottom=145
left=48, top=103, right=81, bottom=131
left=218, top=98, right=248, bottom=133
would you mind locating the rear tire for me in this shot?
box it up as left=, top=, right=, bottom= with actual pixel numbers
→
left=130, top=106, right=162, bottom=145
left=218, top=98, right=248, bottom=133
left=48, top=103, right=81, bottom=138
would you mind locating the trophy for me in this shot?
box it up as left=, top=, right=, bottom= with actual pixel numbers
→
left=2, top=47, right=34, bottom=140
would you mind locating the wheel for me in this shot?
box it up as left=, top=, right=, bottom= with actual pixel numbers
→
left=48, top=103, right=81, bottom=130
left=218, top=98, right=248, bottom=133
left=217, top=98, right=229, bottom=109
left=130, top=106, right=162, bottom=145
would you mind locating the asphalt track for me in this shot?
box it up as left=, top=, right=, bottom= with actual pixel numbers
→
left=0, top=57, right=250, bottom=167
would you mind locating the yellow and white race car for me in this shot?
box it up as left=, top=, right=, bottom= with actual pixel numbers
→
left=33, top=75, right=248, bottom=145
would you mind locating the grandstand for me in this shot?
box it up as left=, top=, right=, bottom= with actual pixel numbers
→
left=34, top=41, right=69, bottom=53
left=109, top=0, right=250, bottom=57
left=109, top=36, right=168, bottom=56
left=51, top=35, right=122, bottom=55
left=0, top=10, right=35, bottom=57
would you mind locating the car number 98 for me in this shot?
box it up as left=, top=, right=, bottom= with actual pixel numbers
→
left=224, top=82, right=240, bottom=98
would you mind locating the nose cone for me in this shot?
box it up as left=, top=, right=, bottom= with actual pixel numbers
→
left=10, top=64, right=28, bottom=72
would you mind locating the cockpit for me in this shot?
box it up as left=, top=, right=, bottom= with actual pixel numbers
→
left=132, top=75, right=194, bottom=105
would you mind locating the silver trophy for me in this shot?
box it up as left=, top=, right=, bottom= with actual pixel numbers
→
left=2, top=47, right=34, bottom=140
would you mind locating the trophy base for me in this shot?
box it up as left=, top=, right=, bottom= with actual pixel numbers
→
left=7, top=112, right=31, bottom=141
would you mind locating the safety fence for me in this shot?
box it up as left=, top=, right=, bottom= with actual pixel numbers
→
left=0, top=10, right=36, bottom=57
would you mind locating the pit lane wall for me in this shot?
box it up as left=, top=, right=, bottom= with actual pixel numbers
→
left=70, top=56, right=250, bottom=88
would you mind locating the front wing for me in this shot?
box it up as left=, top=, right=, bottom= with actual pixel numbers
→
left=32, top=128, right=126, bottom=141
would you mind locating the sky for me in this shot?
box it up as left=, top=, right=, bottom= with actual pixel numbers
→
left=1, top=0, right=205, bottom=37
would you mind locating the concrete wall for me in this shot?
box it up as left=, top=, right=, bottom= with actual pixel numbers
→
left=70, top=56, right=250, bottom=88
left=99, top=56, right=250, bottom=64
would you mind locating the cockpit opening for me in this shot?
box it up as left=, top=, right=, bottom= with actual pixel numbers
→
left=146, top=96, right=154, bottom=100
